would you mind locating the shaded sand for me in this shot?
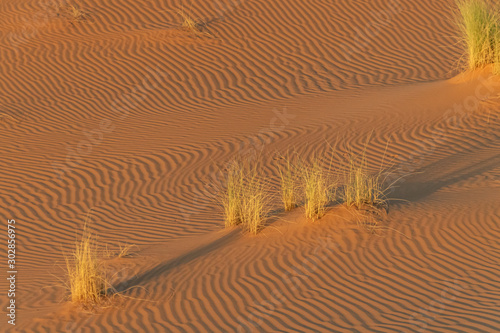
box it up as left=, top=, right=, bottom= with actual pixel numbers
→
left=0, top=0, right=499, bottom=332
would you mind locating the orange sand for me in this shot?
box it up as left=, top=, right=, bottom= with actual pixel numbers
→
left=0, top=0, right=498, bottom=331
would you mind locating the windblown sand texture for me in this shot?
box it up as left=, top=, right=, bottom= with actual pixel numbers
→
left=0, top=0, right=499, bottom=332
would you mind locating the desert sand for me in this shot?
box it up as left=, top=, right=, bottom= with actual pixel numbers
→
left=0, top=0, right=499, bottom=332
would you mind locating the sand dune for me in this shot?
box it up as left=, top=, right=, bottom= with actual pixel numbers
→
left=0, top=0, right=499, bottom=332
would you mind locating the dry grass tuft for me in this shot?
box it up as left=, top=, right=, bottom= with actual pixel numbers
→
left=276, top=152, right=298, bottom=211
left=455, top=0, right=500, bottom=71
left=300, top=157, right=335, bottom=221
left=240, top=169, right=268, bottom=234
left=116, top=244, right=136, bottom=258
left=343, top=151, right=387, bottom=210
left=222, top=160, right=244, bottom=228
left=65, top=222, right=108, bottom=307
left=57, top=1, right=89, bottom=22
left=220, top=142, right=397, bottom=231
left=105, top=243, right=138, bottom=259
left=177, top=7, right=212, bottom=37
left=221, top=160, right=268, bottom=234
left=67, top=5, right=88, bottom=21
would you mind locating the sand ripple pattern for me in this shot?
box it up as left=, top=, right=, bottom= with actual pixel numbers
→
left=3, top=102, right=499, bottom=332
left=1, top=0, right=460, bottom=125
left=1, top=0, right=498, bottom=331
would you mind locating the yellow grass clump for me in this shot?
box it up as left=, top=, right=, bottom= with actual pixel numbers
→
left=222, top=160, right=244, bottom=228
left=66, top=223, right=108, bottom=307
left=240, top=171, right=268, bottom=234
left=57, top=2, right=89, bottom=22
left=343, top=152, right=386, bottom=209
left=276, top=152, right=298, bottom=211
left=221, top=144, right=395, bottom=231
left=222, top=160, right=268, bottom=234
left=116, top=244, right=136, bottom=258
left=455, top=0, right=500, bottom=71
left=300, top=158, right=334, bottom=221
left=177, top=7, right=212, bottom=37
